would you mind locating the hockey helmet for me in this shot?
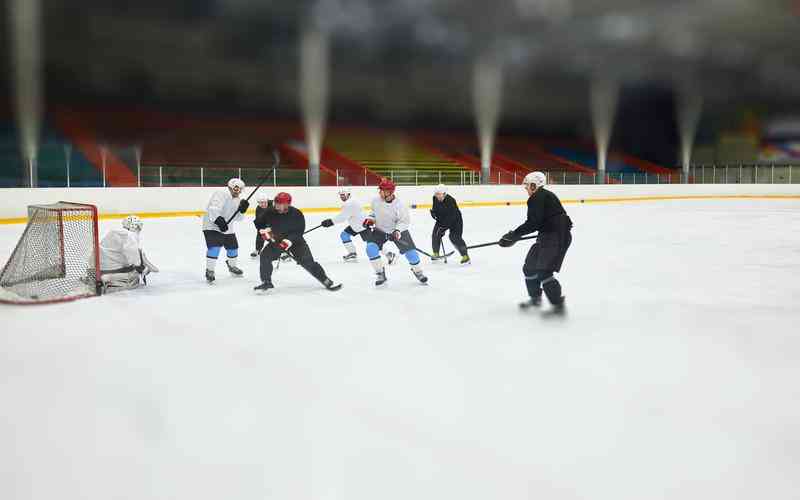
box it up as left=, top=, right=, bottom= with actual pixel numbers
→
left=122, top=214, right=143, bottom=232
left=523, top=171, right=546, bottom=188
left=228, top=178, right=245, bottom=191
left=274, top=192, right=292, bottom=205
left=378, top=178, right=396, bottom=194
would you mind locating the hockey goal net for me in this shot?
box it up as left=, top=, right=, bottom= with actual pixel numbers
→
left=0, top=202, right=102, bottom=304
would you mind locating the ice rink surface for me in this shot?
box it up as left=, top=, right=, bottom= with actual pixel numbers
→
left=2, top=199, right=799, bottom=499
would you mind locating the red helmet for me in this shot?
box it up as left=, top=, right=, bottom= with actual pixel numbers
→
left=378, top=178, right=396, bottom=193
left=274, top=192, right=292, bottom=205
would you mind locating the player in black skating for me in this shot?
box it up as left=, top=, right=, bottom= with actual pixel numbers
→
left=430, top=184, right=470, bottom=264
left=253, top=192, right=340, bottom=293
left=250, top=194, right=273, bottom=258
left=499, top=172, right=572, bottom=313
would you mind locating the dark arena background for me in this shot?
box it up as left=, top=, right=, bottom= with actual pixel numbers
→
left=1, top=2, right=799, bottom=499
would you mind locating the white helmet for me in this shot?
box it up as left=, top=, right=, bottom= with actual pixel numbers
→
left=338, top=186, right=352, bottom=196
left=523, top=171, right=546, bottom=188
left=228, top=178, right=245, bottom=191
left=256, top=193, right=270, bottom=203
left=434, top=183, right=447, bottom=195
left=122, top=214, right=143, bottom=232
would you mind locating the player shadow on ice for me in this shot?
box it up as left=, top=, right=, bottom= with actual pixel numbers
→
left=519, top=304, right=569, bottom=322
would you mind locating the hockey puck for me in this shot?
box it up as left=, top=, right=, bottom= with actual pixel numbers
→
left=30, top=295, right=39, bottom=300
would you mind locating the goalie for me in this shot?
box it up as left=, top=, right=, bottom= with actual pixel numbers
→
left=97, top=215, right=158, bottom=292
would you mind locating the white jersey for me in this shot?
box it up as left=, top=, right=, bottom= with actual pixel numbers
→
left=370, top=196, right=410, bottom=234
left=99, top=229, right=141, bottom=272
left=333, top=197, right=365, bottom=232
left=202, top=190, right=244, bottom=234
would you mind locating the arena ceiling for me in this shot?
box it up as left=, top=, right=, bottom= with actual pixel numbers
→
left=6, top=0, right=800, bottom=135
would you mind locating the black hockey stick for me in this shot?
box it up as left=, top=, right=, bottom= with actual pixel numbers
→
left=411, top=245, right=454, bottom=259
left=440, top=237, right=449, bottom=263
left=225, top=149, right=280, bottom=226
left=374, top=228, right=452, bottom=260
left=467, top=234, right=537, bottom=251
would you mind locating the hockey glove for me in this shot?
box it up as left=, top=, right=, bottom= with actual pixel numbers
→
left=498, top=231, right=517, bottom=248
left=363, top=217, right=375, bottom=228
left=259, top=228, right=273, bottom=241
left=430, top=209, right=438, bottom=220
left=238, top=199, right=250, bottom=213
left=214, top=216, right=229, bottom=232
left=435, top=226, right=448, bottom=237
left=278, top=239, right=292, bottom=251
left=321, top=218, right=334, bottom=228
left=392, top=230, right=402, bottom=241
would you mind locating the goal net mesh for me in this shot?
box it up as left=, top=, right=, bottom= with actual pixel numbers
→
left=0, top=202, right=101, bottom=304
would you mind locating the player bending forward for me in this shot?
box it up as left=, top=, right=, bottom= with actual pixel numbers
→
left=253, top=192, right=341, bottom=293
left=250, top=193, right=273, bottom=258
left=202, top=177, right=249, bottom=283
left=97, top=215, right=158, bottom=292
left=320, top=186, right=396, bottom=264
left=430, top=184, right=470, bottom=264
left=364, top=179, right=427, bottom=286
left=499, top=171, right=572, bottom=313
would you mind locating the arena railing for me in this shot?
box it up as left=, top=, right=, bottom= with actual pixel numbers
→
left=3, top=157, right=799, bottom=187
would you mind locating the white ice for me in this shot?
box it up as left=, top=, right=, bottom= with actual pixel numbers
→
left=1, top=199, right=799, bottom=500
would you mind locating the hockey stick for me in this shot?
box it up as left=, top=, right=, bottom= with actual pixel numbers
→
left=225, top=149, right=280, bottom=226
left=409, top=245, right=453, bottom=259
left=440, top=237, right=449, bottom=264
left=303, top=224, right=323, bottom=235
left=373, top=228, right=452, bottom=260
left=466, top=234, right=537, bottom=251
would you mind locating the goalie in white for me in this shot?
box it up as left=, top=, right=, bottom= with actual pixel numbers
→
left=97, top=215, right=158, bottom=292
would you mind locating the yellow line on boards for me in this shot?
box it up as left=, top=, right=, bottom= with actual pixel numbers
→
left=0, top=194, right=798, bottom=225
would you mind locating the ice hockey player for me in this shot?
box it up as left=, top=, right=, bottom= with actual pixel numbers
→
left=320, top=186, right=395, bottom=264
left=250, top=193, right=274, bottom=258
left=202, top=177, right=249, bottom=283
left=363, top=178, right=427, bottom=286
left=253, top=191, right=340, bottom=293
left=498, top=171, right=572, bottom=312
left=430, top=183, right=470, bottom=264
left=97, top=215, right=159, bottom=292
